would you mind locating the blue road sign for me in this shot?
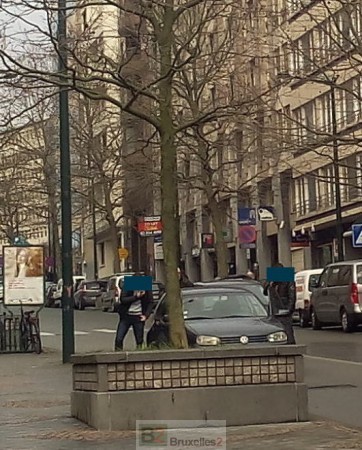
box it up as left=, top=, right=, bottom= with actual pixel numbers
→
left=267, top=267, right=295, bottom=282
left=124, top=276, right=153, bottom=291
left=352, top=224, right=362, bottom=248
left=238, top=208, right=256, bottom=225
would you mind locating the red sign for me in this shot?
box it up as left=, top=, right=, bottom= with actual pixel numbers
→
left=201, top=233, right=214, bottom=249
left=239, top=225, right=256, bottom=244
left=137, top=216, right=163, bottom=236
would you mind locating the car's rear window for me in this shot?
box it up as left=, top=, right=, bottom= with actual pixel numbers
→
left=85, top=282, right=100, bottom=290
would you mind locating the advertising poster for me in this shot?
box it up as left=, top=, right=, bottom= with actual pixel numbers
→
left=3, top=246, right=45, bottom=305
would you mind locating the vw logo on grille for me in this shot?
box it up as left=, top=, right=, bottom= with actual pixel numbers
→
left=240, top=335, right=249, bottom=345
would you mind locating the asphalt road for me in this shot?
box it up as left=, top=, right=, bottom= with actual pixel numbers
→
left=37, top=308, right=362, bottom=429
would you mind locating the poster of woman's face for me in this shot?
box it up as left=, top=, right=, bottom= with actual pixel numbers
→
left=4, top=246, right=44, bottom=279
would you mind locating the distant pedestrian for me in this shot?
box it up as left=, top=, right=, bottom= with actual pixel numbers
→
left=263, top=262, right=296, bottom=344
left=178, top=268, right=194, bottom=288
left=114, top=287, right=153, bottom=351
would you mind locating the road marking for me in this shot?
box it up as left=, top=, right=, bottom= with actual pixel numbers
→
left=40, top=332, right=56, bottom=337
left=306, top=355, right=362, bottom=367
left=92, top=329, right=116, bottom=334
left=74, top=331, right=89, bottom=336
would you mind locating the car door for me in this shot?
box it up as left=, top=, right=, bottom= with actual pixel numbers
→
left=312, top=268, right=330, bottom=321
left=335, top=264, right=353, bottom=319
left=324, top=266, right=341, bottom=322
left=146, top=295, right=169, bottom=344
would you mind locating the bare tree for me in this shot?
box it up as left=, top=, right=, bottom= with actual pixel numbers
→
left=0, top=0, right=271, bottom=347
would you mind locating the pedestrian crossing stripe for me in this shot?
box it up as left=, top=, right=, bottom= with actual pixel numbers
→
left=93, top=329, right=116, bottom=333
left=40, top=329, right=116, bottom=337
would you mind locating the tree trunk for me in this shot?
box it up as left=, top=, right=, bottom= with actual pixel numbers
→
left=158, top=8, right=188, bottom=349
left=208, top=196, right=229, bottom=279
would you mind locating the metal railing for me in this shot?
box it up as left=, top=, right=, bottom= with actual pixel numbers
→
left=0, top=306, right=41, bottom=354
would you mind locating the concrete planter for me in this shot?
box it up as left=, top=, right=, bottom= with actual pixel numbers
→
left=70, top=345, right=308, bottom=430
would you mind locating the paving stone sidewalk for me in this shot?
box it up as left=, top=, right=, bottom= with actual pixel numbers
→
left=1, top=350, right=362, bottom=449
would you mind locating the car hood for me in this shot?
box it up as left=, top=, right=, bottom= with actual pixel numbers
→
left=185, top=317, right=284, bottom=337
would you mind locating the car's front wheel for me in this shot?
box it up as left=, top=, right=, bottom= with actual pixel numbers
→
left=341, top=309, right=356, bottom=333
left=299, top=309, right=309, bottom=328
left=311, top=308, right=322, bottom=330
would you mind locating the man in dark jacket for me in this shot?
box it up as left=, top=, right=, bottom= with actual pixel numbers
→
left=114, top=288, right=153, bottom=351
left=263, top=262, right=296, bottom=344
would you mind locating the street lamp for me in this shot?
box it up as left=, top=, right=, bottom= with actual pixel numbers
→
left=330, top=84, right=344, bottom=261
left=58, top=0, right=75, bottom=363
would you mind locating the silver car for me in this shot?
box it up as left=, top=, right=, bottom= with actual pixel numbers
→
left=310, top=261, right=362, bottom=332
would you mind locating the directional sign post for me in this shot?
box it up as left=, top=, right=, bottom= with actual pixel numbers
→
left=352, top=225, right=362, bottom=248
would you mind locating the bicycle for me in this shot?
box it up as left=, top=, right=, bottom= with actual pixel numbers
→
left=19, top=302, right=42, bottom=354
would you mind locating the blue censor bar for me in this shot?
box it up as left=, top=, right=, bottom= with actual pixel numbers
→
left=124, top=276, right=153, bottom=292
left=267, top=267, right=295, bottom=283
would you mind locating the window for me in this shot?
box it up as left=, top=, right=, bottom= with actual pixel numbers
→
left=307, top=174, right=317, bottom=211
left=337, top=265, right=352, bottom=286
left=99, top=242, right=105, bottom=266
left=327, top=267, right=340, bottom=287
left=318, top=268, right=329, bottom=288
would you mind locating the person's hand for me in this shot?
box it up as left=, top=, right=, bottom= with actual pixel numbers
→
left=140, top=314, right=146, bottom=321
left=136, top=290, right=145, bottom=298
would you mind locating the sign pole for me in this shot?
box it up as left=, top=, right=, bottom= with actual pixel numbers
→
left=58, top=0, right=75, bottom=363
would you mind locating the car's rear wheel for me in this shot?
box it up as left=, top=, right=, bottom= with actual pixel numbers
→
left=299, top=309, right=309, bottom=328
left=341, top=309, right=356, bottom=333
left=311, top=308, right=322, bottom=330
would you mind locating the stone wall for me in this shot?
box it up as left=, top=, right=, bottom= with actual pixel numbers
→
left=73, top=354, right=298, bottom=392
left=71, top=346, right=307, bottom=430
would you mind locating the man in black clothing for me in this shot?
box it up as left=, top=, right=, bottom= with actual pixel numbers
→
left=263, top=262, right=296, bottom=344
left=114, top=289, right=153, bottom=351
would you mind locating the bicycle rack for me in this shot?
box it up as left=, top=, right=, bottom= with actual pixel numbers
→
left=0, top=303, right=43, bottom=354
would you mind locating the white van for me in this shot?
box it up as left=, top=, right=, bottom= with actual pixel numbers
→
left=53, top=276, right=86, bottom=307
left=295, top=269, right=323, bottom=327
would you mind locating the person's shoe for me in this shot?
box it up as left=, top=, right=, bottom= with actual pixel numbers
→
left=114, top=346, right=123, bottom=352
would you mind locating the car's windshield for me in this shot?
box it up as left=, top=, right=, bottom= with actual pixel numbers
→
left=182, top=292, right=268, bottom=320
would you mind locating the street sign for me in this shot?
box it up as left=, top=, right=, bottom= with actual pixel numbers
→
left=257, top=206, right=275, bottom=221
left=201, top=233, right=214, bottom=249
left=118, top=248, right=129, bottom=259
left=238, top=207, right=256, bottom=225
left=239, top=225, right=256, bottom=244
left=291, top=231, right=310, bottom=248
left=138, top=216, right=163, bottom=237
left=154, top=243, right=164, bottom=260
left=352, top=225, right=362, bottom=248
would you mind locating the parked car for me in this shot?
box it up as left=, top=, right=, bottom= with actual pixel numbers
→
left=74, top=279, right=108, bottom=310
left=52, top=275, right=86, bottom=307
left=295, top=269, right=323, bottom=327
left=195, top=279, right=270, bottom=311
left=146, top=286, right=287, bottom=347
left=45, top=283, right=58, bottom=307
left=310, top=261, right=362, bottom=332
left=101, top=272, right=137, bottom=312
left=152, top=281, right=166, bottom=308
